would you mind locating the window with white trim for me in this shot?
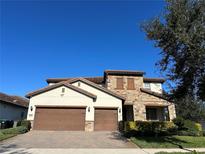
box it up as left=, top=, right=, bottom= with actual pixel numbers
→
left=144, top=83, right=151, bottom=89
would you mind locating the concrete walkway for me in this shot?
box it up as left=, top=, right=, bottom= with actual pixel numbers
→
left=0, top=148, right=205, bottom=154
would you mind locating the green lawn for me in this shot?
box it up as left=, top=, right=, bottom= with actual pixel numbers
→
left=0, top=132, right=16, bottom=141
left=131, top=136, right=205, bottom=148
left=156, top=152, right=205, bottom=154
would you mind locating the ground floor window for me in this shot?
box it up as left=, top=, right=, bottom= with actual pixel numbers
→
left=146, top=107, right=157, bottom=120
left=123, top=105, right=134, bottom=121
left=146, top=106, right=170, bottom=121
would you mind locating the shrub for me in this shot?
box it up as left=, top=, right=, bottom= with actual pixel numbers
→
left=0, top=131, right=4, bottom=137
left=124, top=121, right=137, bottom=131
left=0, top=120, right=14, bottom=129
left=173, top=117, right=203, bottom=136
left=124, top=121, right=175, bottom=137
left=136, top=121, right=175, bottom=136
left=182, top=120, right=203, bottom=136
left=124, top=119, right=203, bottom=137
left=173, top=117, right=185, bottom=130
left=172, top=119, right=203, bottom=136
left=0, top=126, right=28, bottom=135
left=195, top=123, right=203, bottom=132
left=17, top=120, right=31, bottom=130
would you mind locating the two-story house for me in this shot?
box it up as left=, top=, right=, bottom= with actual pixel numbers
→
left=26, top=70, right=176, bottom=131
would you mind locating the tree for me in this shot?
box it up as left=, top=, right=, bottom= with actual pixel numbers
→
left=142, top=0, right=205, bottom=100
left=174, top=95, right=205, bottom=122
left=141, top=0, right=205, bottom=120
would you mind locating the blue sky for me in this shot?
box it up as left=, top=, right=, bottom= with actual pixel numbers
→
left=0, top=1, right=165, bottom=97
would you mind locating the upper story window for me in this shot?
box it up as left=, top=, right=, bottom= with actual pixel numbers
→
left=144, top=82, right=151, bottom=89
left=116, top=78, right=123, bottom=89
left=127, top=78, right=135, bottom=90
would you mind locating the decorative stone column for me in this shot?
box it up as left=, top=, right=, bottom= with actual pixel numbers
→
left=168, top=104, right=176, bottom=120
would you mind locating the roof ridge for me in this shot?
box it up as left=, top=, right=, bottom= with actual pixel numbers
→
left=104, top=69, right=144, bottom=72
left=26, top=81, right=97, bottom=99
left=104, top=70, right=145, bottom=76
left=46, top=76, right=104, bottom=84
left=140, top=88, right=170, bottom=101
left=67, top=78, right=125, bottom=100
left=0, top=92, right=28, bottom=107
left=143, top=77, right=165, bottom=83
left=63, top=82, right=97, bottom=99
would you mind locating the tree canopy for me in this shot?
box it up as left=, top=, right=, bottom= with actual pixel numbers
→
left=141, top=0, right=205, bottom=120
left=142, top=0, right=205, bottom=101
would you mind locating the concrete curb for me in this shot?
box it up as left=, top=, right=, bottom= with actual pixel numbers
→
left=142, top=148, right=205, bottom=154
left=0, top=148, right=205, bottom=154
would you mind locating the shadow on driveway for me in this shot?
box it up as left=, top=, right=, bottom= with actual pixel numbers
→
left=0, top=143, right=32, bottom=154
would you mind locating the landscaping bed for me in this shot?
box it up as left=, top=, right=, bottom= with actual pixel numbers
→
left=156, top=152, right=205, bottom=154
left=0, top=126, right=28, bottom=141
left=124, top=118, right=205, bottom=149
left=0, top=120, right=31, bottom=141
left=131, top=136, right=205, bottom=148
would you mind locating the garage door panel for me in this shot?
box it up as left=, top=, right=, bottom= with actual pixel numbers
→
left=94, top=108, right=118, bottom=131
left=34, top=107, right=85, bottom=131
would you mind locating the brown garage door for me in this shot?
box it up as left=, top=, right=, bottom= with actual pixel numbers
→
left=34, top=107, right=85, bottom=131
left=94, top=108, right=118, bottom=131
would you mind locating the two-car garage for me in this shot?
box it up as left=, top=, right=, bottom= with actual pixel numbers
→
left=26, top=79, right=124, bottom=131
left=33, top=107, right=118, bottom=131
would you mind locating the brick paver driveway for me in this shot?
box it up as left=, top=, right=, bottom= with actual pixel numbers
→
left=0, top=131, right=137, bottom=149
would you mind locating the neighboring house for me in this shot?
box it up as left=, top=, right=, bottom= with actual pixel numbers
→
left=0, top=92, right=29, bottom=121
left=26, top=70, right=176, bottom=131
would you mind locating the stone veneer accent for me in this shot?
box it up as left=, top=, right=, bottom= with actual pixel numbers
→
left=168, top=104, right=176, bottom=120
left=85, top=121, right=94, bottom=132
left=106, top=75, right=176, bottom=121
left=30, top=120, right=34, bottom=130
left=106, top=75, right=143, bottom=104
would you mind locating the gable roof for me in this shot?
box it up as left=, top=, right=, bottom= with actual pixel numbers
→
left=0, top=92, right=29, bottom=108
left=140, top=88, right=170, bottom=101
left=46, top=70, right=148, bottom=85
left=104, top=70, right=144, bottom=76
left=26, top=81, right=97, bottom=99
left=67, top=78, right=126, bottom=100
left=46, top=77, right=104, bottom=84
left=143, top=77, right=165, bottom=83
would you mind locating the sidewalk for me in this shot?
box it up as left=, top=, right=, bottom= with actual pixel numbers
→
left=0, top=148, right=205, bottom=154
left=143, top=148, right=205, bottom=154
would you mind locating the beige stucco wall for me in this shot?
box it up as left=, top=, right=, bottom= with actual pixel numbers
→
left=27, top=86, right=93, bottom=121
left=72, top=81, right=122, bottom=121
left=27, top=83, right=122, bottom=122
